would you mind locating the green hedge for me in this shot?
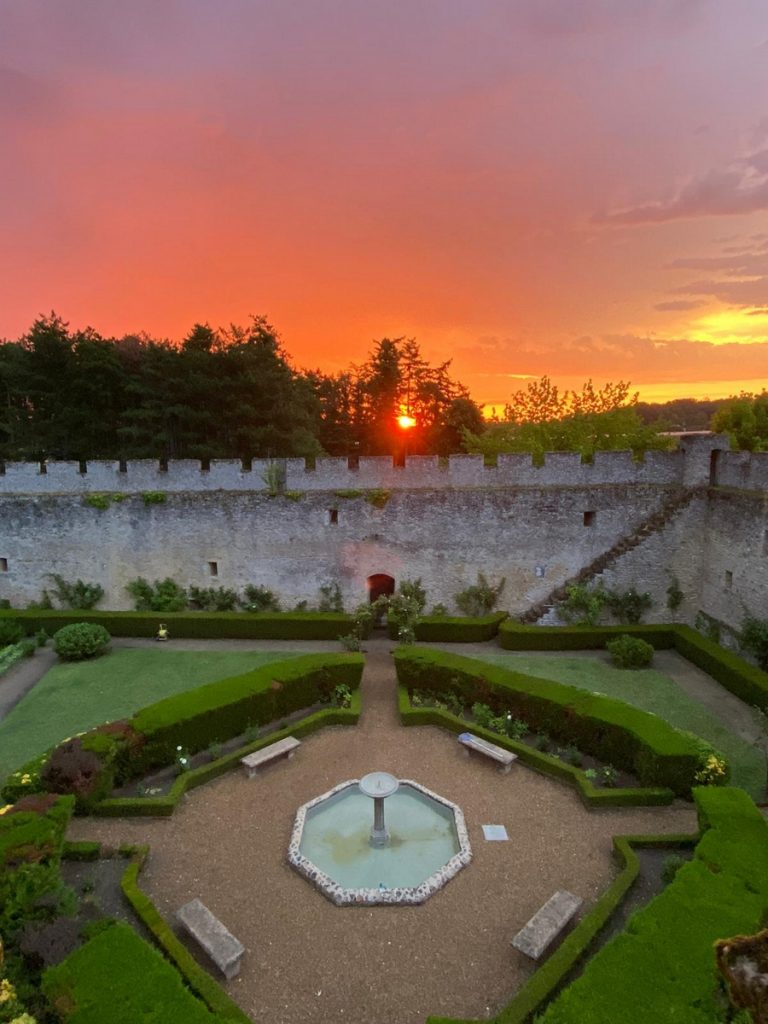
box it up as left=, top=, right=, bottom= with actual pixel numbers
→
left=499, top=621, right=768, bottom=710
left=533, top=788, right=768, bottom=1024
left=388, top=612, right=508, bottom=643
left=120, top=854, right=252, bottom=1023
left=674, top=625, right=768, bottom=709
left=398, top=686, right=673, bottom=807
left=1, top=653, right=364, bottom=808
left=394, top=648, right=720, bottom=797
left=42, top=920, right=227, bottom=1023
left=426, top=829, right=699, bottom=1024
left=130, top=652, right=363, bottom=773
left=0, top=608, right=356, bottom=640
left=499, top=621, right=678, bottom=650
left=95, top=690, right=361, bottom=817
left=0, top=793, right=74, bottom=867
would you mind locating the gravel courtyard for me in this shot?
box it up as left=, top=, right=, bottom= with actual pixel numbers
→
left=67, top=639, right=698, bottom=1024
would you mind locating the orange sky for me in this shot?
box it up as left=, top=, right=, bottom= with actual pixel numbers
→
left=1, top=2, right=767, bottom=410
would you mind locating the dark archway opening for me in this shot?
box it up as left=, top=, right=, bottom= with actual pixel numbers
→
left=709, top=449, right=720, bottom=487
left=367, top=573, right=395, bottom=603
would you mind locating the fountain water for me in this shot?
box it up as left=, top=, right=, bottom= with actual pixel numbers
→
left=288, top=774, right=472, bottom=906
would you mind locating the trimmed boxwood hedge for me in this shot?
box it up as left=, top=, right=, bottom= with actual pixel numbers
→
left=394, top=647, right=721, bottom=797
left=499, top=621, right=768, bottom=710
left=120, top=852, right=252, bottom=1024
left=531, top=787, right=768, bottom=1024
left=388, top=611, right=508, bottom=643
left=129, top=652, right=363, bottom=774
left=42, top=920, right=227, bottom=1023
left=95, top=689, right=362, bottom=817
left=398, top=685, right=673, bottom=807
left=499, top=621, right=678, bottom=651
left=0, top=608, right=356, bottom=640
left=1, top=653, right=364, bottom=809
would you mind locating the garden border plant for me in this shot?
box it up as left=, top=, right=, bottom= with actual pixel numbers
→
left=395, top=648, right=727, bottom=799
left=2, top=653, right=365, bottom=815
left=397, top=684, right=673, bottom=807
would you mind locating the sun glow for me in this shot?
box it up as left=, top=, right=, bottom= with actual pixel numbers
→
left=397, top=414, right=417, bottom=430
left=688, top=308, right=768, bottom=345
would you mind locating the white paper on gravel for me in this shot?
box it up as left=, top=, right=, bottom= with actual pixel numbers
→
left=481, top=824, right=508, bottom=841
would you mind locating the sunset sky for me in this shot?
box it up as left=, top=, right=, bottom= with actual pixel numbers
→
left=2, top=0, right=768, bottom=409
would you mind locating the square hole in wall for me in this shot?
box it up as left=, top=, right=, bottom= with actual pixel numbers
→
left=327, top=509, right=339, bottom=525
left=725, top=570, right=733, bottom=590
left=583, top=510, right=596, bottom=527
left=208, top=560, right=218, bottom=577
left=0, top=558, right=7, bottom=572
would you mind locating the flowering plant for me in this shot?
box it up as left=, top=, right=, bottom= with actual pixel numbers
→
left=695, top=754, right=728, bottom=785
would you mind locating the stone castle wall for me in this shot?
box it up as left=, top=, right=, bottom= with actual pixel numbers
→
left=0, top=437, right=765, bottom=630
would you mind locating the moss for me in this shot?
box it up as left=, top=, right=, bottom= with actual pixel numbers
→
left=365, top=488, right=391, bottom=508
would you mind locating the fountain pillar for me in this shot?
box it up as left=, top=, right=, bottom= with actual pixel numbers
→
left=359, top=771, right=400, bottom=848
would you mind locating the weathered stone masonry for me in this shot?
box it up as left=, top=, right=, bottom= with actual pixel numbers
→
left=0, top=437, right=765, bottom=631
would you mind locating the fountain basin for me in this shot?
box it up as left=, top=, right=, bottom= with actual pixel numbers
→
left=288, top=778, right=472, bottom=906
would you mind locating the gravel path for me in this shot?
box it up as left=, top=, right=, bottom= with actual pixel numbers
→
left=68, top=639, right=697, bottom=1024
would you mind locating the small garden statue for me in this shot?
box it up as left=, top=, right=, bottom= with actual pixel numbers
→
left=156, top=623, right=169, bottom=642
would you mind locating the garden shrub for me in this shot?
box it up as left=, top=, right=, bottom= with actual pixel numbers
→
left=241, top=584, right=281, bottom=612
left=395, top=611, right=508, bottom=642
left=606, top=633, right=655, bottom=669
left=0, top=794, right=74, bottom=869
left=188, top=586, right=239, bottom=612
left=454, top=572, right=506, bottom=616
left=126, top=576, right=187, bottom=612
left=318, top=581, right=344, bottom=612
left=558, top=583, right=607, bottom=626
left=0, top=618, right=24, bottom=646
left=47, top=575, right=104, bottom=610
left=605, top=587, right=653, bottom=625
left=40, top=736, right=118, bottom=812
left=53, top=622, right=111, bottom=661
left=395, top=647, right=722, bottom=796
left=741, top=615, right=768, bottom=671
left=42, top=921, right=223, bottom=1023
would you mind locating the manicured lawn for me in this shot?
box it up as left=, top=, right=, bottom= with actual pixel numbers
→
left=478, top=653, right=766, bottom=798
left=0, top=647, right=307, bottom=778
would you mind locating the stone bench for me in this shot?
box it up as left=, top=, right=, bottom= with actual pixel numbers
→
left=176, top=898, right=245, bottom=979
left=240, top=735, right=300, bottom=778
left=511, top=890, right=583, bottom=959
left=458, top=732, right=517, bottom=773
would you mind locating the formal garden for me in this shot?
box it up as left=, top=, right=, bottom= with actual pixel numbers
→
left=1, top=596, right=767, bottom=1023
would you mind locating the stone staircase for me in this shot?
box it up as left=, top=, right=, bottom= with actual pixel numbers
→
left=519, top=486, right=704, bottom=625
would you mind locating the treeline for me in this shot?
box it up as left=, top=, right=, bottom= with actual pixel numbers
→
left=0, top=314, right=484, bottom=460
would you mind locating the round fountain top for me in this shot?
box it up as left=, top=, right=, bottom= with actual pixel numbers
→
left=359, top=771, right=399, bottom=799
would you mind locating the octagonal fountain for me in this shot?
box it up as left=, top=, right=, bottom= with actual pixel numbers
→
left=287, top=772, right=471, bottom=906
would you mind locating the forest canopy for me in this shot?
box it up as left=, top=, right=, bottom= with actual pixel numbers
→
left=0, top=314, right=753, bottom=461
left=0, top=314, right=483, bottom=460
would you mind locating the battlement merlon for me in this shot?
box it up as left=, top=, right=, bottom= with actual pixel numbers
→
left=0, top=436, right=751, bottom=495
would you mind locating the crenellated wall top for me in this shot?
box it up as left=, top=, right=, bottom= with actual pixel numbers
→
left=0, top=436, right=756, bottom=495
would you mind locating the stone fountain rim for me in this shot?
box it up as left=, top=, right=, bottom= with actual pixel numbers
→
left=287, top=777, right=472, bottom=907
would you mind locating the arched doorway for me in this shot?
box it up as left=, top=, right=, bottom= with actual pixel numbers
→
left=367, top=573, right=395, bottom=603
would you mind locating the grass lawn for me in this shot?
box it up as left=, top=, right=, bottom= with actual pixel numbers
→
left=477, top=653, right=766, bottom=799
left=0, top=647, right=308, bottom=778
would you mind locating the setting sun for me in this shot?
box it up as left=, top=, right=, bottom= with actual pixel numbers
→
left=397, top=414, right=417, bottom=430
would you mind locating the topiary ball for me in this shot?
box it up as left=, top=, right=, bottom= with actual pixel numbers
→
left=53, top=623, right=111, bottom=661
